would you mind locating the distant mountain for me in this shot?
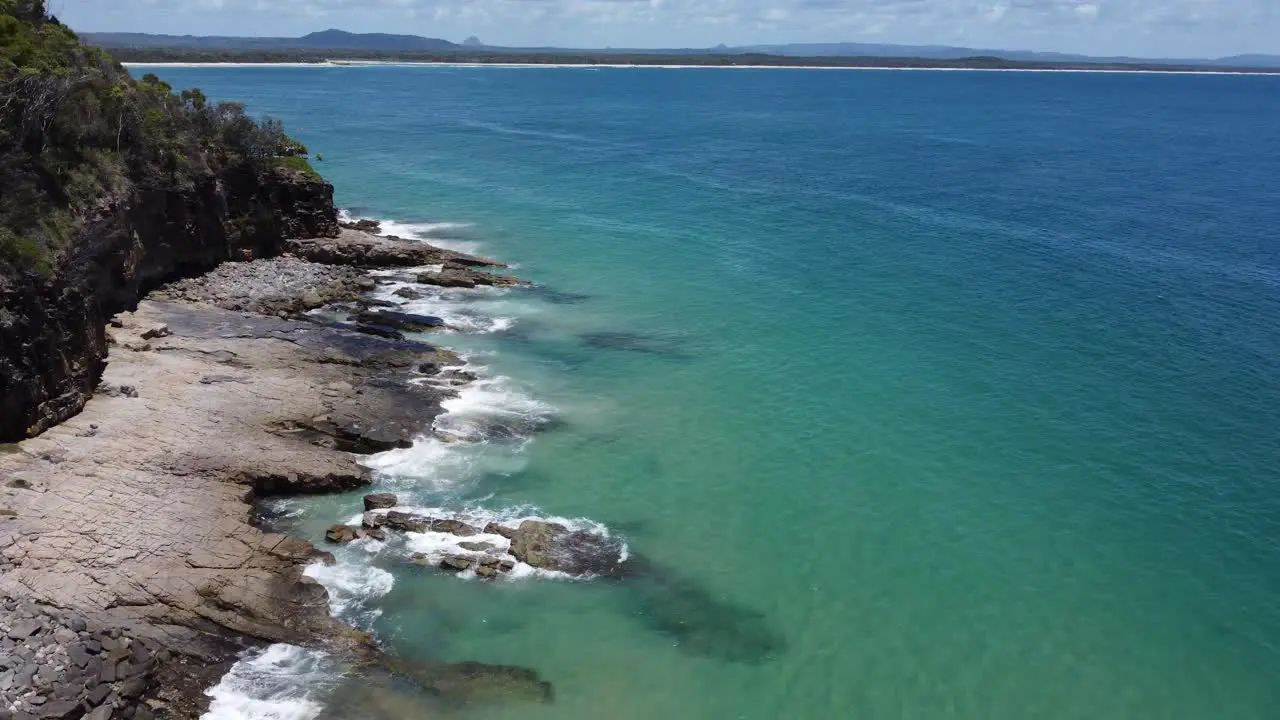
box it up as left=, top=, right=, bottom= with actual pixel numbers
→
left=740, top=42, right=1280, bottom=68
left=78, top=31, right=1280, bottom=69
left=82, top=29, right=458, bottom=52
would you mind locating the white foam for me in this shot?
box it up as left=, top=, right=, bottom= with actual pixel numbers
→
left=340, top=210, right=483, bottom=255
left=201, top=644, right=335, bottom=720
left=302, top=560, right=394, bottom=627
left=368, top=275, right=521, bottom=335
left=365, top=503, right=623, bottom=581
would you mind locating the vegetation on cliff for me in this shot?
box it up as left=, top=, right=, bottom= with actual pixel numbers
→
left=0, top=0, right=314, bottom=274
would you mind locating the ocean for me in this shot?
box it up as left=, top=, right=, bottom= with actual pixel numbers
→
left=144, top=65, right=1280, bottom=719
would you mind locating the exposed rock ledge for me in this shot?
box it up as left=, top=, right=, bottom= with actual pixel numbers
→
left=0, top=245, right=546, bottom=716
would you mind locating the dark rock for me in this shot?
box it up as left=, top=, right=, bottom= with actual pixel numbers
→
left=67, top=644, right=91, bottom=668
left=325, top=525, right=361, bottom=544
left=458, top=541, right=496, bottom=552
left=430, top=519, right=478, bottom=537
left=241, top=468, right=371, bottom=496
left=85, top=684, right=111, bottom=707
left=361, top=512, right=385, bottom=529
left=475, top=565, right=498, bottom=579
left=484, top=523, right=518, bottom=540
left=67, top=618, right=87, bottom=633
left=389, top=660, right=553, bottom=704
left=118, top=675, right=148, bottom=699
left=440, top=555, right=474, bottom=571
left=129, top=640, right=150, bottom=664
left=7, top=620, right=41, bottom=639
left=1, top=166, right=337, bottom=442
left=351, top=311, right=444, bottom=334
left=416, top=270, right=475, bottom=289
left=508, top=520, right=626, bottom=577
left=352, top=324, right=404, bottom=341
left=383, top=511, right=430, bottom=533
left=362, top=493, right=398, bottom=511
left=83, top=656, right=102, bottom=684
left=339, top=218, right=381, bottom=233
left=34, top=699, right=85, bottom=720
left=139, top=324, right=170, bottom=340
left=85, top=707, right=112, bottom=720
left=392, top=287, right=425, bottom=300
left=285, top=230, right=502, bottom=270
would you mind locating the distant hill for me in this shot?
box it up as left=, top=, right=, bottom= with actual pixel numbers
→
left=78, top=31, right=1280, bottom=69
left=83, top=29, right=458, bottom=52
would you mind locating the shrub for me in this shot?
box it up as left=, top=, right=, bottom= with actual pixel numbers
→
left=0, top=2, right=319, bottom=274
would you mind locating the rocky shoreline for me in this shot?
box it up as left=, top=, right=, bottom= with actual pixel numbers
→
left=0, top=222, right=546, bottom=718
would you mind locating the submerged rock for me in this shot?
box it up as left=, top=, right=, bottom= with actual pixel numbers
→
left=580, top=331, right=690, bottom=360
left=622, top=560, right=786, bottom=664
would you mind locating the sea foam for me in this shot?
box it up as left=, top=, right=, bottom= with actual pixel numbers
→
left=202, top=644, right=336, bottom=720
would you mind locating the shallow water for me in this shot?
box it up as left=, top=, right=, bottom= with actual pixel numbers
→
left=160, top=66, right=1280, bottom=719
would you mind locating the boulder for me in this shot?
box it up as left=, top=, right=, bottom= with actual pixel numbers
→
left=458, top=541, right=497, bottom=552
left=363, top=493, right=398, bottom=511
left=508, top=520, right=625, bottom=576
left=417, top=270, right=476, bottom=289
left=362, top=512, right=386, bottom=529
left=140, top=324, right=171, bottom=340
left=325, top=524, right=361, bottom=544
left=475, top=565, right=498, bottom=579
left=383, top=511, right=430, bottom=533
left=393, top=286, right=425, bottom=300
left=430, top=519, right=479, bottom=537
left=440, top=555, right=474, bottom=572
left=340, top=219, right=382, bottom=233
left=483, top=523, right=518, bottom=539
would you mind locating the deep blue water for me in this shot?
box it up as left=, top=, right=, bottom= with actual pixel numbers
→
left=146, top=65, right=1280, bottom=719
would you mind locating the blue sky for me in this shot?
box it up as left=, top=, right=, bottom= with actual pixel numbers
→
left=55, top=0, right=1277, bottom=58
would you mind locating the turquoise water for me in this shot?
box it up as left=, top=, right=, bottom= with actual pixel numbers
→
left=153, top=66, right=1280, bottom=719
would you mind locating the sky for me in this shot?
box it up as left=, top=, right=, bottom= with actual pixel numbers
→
left=53, top=0, right=1278, bottom=59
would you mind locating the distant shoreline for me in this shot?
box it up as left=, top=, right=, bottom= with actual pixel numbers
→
left=123, top=61, right=1280, bottom=76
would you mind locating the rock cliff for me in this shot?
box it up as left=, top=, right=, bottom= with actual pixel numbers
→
left=0, top=165, right=338, bottom=441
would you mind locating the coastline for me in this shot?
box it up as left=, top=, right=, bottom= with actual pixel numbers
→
left=120, top=61, right=1280, bottom=76
left=0, top=222, right=543, bottom=717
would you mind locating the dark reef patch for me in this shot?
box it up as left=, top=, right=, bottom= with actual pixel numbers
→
left=580, top=331, right=691, bottom=361
left=619, top=559, right=786, bottom=664
left=528, top=285, right=592, bottom=305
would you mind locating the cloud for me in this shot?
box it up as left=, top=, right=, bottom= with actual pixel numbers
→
left=58, top=0, right=1280, bottom=57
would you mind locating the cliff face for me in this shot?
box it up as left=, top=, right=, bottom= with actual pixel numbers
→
left=0, top=165, right=338, bottom=441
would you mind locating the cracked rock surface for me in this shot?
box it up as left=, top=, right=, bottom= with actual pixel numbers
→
left=0, top=293, right=458, bottom=716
